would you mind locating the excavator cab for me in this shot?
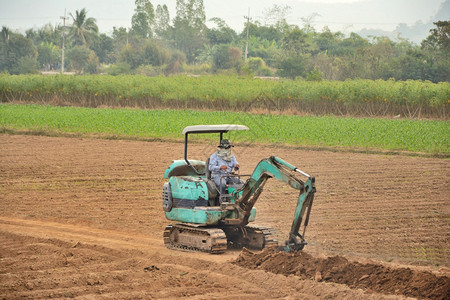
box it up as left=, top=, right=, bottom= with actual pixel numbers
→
left=163, top=124, right=249, bottom=209
left=162, top=125, right=316, bottom=254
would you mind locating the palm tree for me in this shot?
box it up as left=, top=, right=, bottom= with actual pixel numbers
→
left=69, top=8, right=98, bottom=46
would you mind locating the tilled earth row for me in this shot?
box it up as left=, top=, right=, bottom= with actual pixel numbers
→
left=0, top=134, right=449, bottom=298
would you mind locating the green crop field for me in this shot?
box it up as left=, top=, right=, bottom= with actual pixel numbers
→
left=1, top=104, right=448, bottom=155
left=0, top=74, right=448, bottom=118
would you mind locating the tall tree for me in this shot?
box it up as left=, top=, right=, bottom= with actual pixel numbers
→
left=263, top=4, right=291, bottom=33
left=69, top=8, right=99, bottom=46
left=422, top=21, right=450, bottom=54
left=174, top=0, right=188, bottom=24
left=190, top=0, right=206, bottom=32
left=0, top=27, right=37, bottom=74
left=112, top=26, right=129, bottom=50
left=131, top=0, right=155, bottom=38
left=206, top=18, right=237, bottom=45
left=26, top=24, right=63, bottom=51
left=282, top=28, right=310, bottom=56
left=421, top=21, right=450, bottom=82
left=154, top=4, right=170, bottom=39
left=1, top=26, right=10, bottom=44
left=277, top=27, right=313, bottom=78
left=173, top=0, right=206, bottom=62
left=90, top=33, right=114, bottom=64
left=243, top=22, right=283, bottom=43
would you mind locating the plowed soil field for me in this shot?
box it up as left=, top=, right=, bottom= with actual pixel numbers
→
left=1, top=134, right=449, bottom=299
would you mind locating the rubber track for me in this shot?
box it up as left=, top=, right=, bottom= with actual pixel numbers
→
left=227, top=225, right=279, bottom=250
left=254, top=225, right=279, bottom=248
left=163, top=224, right=228, bottom=254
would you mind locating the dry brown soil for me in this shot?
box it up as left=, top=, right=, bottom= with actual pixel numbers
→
left=1, top=134, right=449, bottom=299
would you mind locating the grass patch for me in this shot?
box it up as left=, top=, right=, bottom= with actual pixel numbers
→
left=0, top=103, right=448, bottom=155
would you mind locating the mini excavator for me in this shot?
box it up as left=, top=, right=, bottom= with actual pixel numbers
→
left=162, top=125, right=315, bottom=254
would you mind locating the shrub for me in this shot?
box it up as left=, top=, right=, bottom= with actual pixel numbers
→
left=11, top=56, right=39, bottom=74
left=104, top=63, right=132, bottom=75
left=135, top=64, right=164, bottom=76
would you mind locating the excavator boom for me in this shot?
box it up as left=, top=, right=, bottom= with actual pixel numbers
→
left=233, top=156, right=316, bottom=252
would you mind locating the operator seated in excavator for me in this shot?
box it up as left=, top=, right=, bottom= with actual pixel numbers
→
left=208, top=139, right=243, bottom=203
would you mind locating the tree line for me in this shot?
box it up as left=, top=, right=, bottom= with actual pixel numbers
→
left=0, top=0, right=448, bottom=82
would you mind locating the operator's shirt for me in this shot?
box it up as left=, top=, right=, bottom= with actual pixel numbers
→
left=208, top=152, right=238, bottom=180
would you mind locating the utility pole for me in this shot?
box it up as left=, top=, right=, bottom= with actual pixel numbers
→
left=244, top=8, right=251, bottom=61
left=60, top=9, right=68, bottom=74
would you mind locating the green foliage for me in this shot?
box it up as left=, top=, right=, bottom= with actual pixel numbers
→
left=422, top=21, right=450, bottom=53
left=0, top=29, right=37, bottom=73
left=173, top=0, right=207, bottom=63
left=67, top=45, right=98, bottom=73
left=182, top=63, right=211, bottom=75
left=206, top=18, right=237, bottom=45
left=229, top=46, right=243, bottom=71
left=1, top=6, right=449, bottom=82
left=104, top=62, right=131, bottom=75
left=0, top=104, right=448, bottom=154
left=131, top=0, right=155, bottom=38
left=246, top=37, right=280, bottom=66
left=118, top=45, right=142, bottom=69
left=212, top=45, right=242, bottom=71
left=306, top=68, right=323, bottom=81
left=247, top=57, right=264, bottom=71
left=245, top=57, right=274, bottom=76
left=243, top=23, right=283, bottom=43
left=212, top=44, right=230, bottom=70
left=277, top=56, right=307, bottom=79
left=37, top=42, right=60, bottom=67
left=111, top=26, right=129, bottom=53
left=134, top=64, right=164, bottom=76
left=141, top=41, right=171, bottom=66
left=12, top=56, right=39, bottom=74
left=26, top=23, right=63, bottom=47
left=155, top=4, right=171, bottom=39
left=85, top=51, right=99, bottom=74
left=117, top=41, right=180, bottom=72
left=0, top=75, right=448, bottom=118
left=90, top=33, right=114, bottom=64
left=420, top=21, right=450, bottom=82
left=282, top=28, right=310, bottom=55
left=69, top=8, right=99, bottom=47
left=165, top=51, right=186, bottom=74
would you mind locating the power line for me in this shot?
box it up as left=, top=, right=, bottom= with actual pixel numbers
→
left=0, top=16, right=130, bottom=21
left=0, top=16, right=59, bottom=20
left=246, top=14, right=417, bottom=27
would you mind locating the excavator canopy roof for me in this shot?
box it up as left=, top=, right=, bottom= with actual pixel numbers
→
left=182, top=124, right=249, bottom=135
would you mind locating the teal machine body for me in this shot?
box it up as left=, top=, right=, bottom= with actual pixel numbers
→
left=161, top=125, right=315, bottom=254
left=163, top=159, right=256, bottom=225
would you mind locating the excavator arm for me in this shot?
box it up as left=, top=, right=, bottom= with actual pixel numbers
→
left=232, top=156, right=316, bottom=252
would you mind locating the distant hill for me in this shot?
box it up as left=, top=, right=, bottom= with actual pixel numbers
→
left=357, top=0, right=450, bottom=44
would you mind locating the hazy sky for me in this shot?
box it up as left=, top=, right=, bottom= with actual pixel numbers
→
left=0, top=0, right=446, bottom=35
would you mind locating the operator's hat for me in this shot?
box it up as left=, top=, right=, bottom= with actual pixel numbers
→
left=218, top=139, right=234, bottom=149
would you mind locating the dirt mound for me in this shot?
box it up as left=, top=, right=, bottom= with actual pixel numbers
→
left=234, top=248, right=450, bottom=299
